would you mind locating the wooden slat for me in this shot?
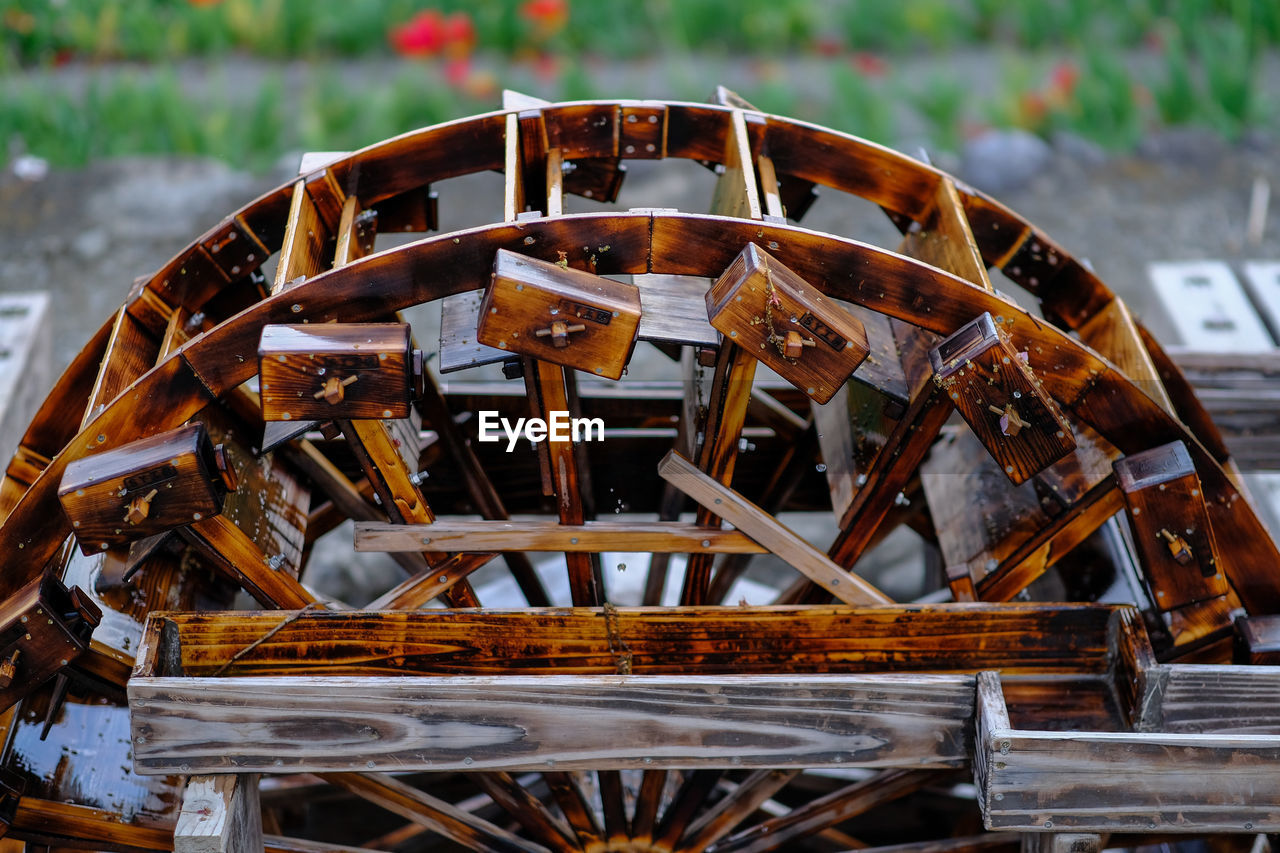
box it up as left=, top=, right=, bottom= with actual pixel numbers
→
left=659, top=451, right=891, bottom=605
left=129, top=674, right=974, bottom=774
left=175, top=775, right=262, bottom=853
left=1078, top=298, right=1174, bottom=414
left=675, top=769, right=798, bottom=853
left=975, top=671, right=1280, bottom=832
left=343, top=417, right=479, bottom=607
left=711, top=769, right=938, bottom=853
left=526, top=359, right=600, bottom=606
left=709, top=110, right=763, bottom=221
left=141, top=604, right=1120, bottom=678
left=1137, top=663, right=1280, bottom=733
left=504, top=112, right=526, bottom=222
left=272, top=180, right=329, bottom=293
left=180, top=515, right=315, bottom=609
left=325, top=772, right=549, bottom=853
left=355, top=520, right=768, bottom=554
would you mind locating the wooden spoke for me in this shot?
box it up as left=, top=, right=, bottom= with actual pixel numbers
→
left=675, top=769, right=798, bottom=853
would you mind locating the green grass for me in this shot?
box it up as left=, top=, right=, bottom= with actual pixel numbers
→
left=5, top=0, right=1280, bottom=67
left=0, top=2, right=1276, bottom=170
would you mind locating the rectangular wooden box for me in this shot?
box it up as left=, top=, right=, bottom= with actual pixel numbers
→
left=477, top=250, right=641, bottom=380
left=1114, top=441, right=1225, bottom=611
left=0, top=574, right=101, bottom=712
left=706, top=243, right=869, bottom=404
left=975, top=669, right=1280, bottom=832
left=258, top=323, right=417, bottom=422
left=930, top=312, right=1075, bottom=485
left=59, top=422, right=228, bottom=553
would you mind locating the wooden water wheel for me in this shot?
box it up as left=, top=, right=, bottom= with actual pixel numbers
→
left=0, top=91, right=1277, bottom=853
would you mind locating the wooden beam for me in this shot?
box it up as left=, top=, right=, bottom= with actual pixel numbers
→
left=180, top=515, right=315, bottom=609
left=128, top=673, right=974, bottom=774
left=273, top=180, right=330, bottom=293
left=975, top=670, right=1280, bottom=832
left=659, top=450, right=892, bottom=605
left=355, top=520, right=768, bottom=554
left=175, top=775, right=262, bottom=853
left=140, top=604, right=1121, bottom=678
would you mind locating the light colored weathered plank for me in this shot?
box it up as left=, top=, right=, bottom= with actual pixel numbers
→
left=0, top=292, right=51, bottom=468
left=976, top=670, right=1280, bottom=832
left=354, top=520, right=768, bottom=554
left=175, top=774, right=262, bottom=853
left=1138, top=663, right=1280, bottom=734
left=129, top=673, right=973, bottom=774
left=658, top=450, right=891, bottom=605
left=273, top=180, right=329, bottom=293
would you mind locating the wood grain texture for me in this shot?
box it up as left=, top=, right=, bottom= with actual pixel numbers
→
left=136, top=604, right=1122, bottom=678
left=976, top=670, right=1280, bottom=832
left=3, top=198, right=1277, bottom=620
left=479, top=250, right=641, bottom=380
left=706, top=243, right=869, bottom=404
left=1115, top=441, right=1225, bottom=611
left=258, top=323, right=415, bottom=421
left=931, top=313, right=1075, bottom=485
left=355, top=520, right=768, bottom=554
left=1138, top=663, right=1280, bottom=733
left=175, top=774, right=262, bottom=853
left=129, top=673, right=974, bottom=774
left=326, top=771, right=549, bottom=853
left=661, top=450, right=891, bottom=605
left=1078, top=298, right=1173, bottom=415
left=272, top=180, right=330, bottom=293
left=59, top=422, right=226, bottom=553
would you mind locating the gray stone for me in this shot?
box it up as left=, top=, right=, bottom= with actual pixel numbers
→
left=960, top=129, right=1053, bottom=193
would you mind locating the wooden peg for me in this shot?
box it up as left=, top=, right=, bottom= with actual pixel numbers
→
left=313, top=374, right=359, bottom=405
left=988, top=403, right=1030, bottom=437
left=0, top=650, right=19, bottom=689
left=124, top=488, right=159, bottom=526
left=1158, top=527, right=1194, bottom=565
left=535, top=320, right=587, bottom=348
left=782, top=330, right=816, bottom=359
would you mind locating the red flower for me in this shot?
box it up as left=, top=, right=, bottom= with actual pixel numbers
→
left=442, top=12, right=475, bottom=57
left=521, top=0, right=568, bottom=35
left=1049, top=61, right=1078, bottom=98
left=851, top=52, right=887, bottom=77
left=390, top=10, right=448, bottom=57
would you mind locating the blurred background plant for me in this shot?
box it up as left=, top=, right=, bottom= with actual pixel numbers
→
left=1, top=0, right=1277, bottom=170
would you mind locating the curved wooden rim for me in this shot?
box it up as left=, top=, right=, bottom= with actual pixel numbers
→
left=4, top=210, right=1276, bottom=613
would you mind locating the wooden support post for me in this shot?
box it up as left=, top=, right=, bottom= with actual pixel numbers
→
left=175, top=775, right=263, bottom=853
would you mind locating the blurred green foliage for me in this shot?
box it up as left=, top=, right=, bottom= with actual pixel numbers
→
left=0, top=0, right=1276, bottom=170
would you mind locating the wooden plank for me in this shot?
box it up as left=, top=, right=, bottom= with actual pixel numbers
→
left=180, top=515, right=315, bottom=609
left=355, top=520, right=768, bottom=554
left=659, top=450, right=891, bottom=605
left=1077, top=298, right=1174, bottom=414
left=1137, top=663, right=1280, bottom=733
left=709, top=110, right=763, bottom=221
left=136, top=603, right=1122, bottom=677
left=272, top=180, right=330, bottom=294
left=526, top=359, right=601, bottom=606
left=504, top=112, right=526, bottom=222
left=975, top=670, right=1280, bottom=832
left=1020, top=833, right=1103, bottom=853
left=175, top=775, right=262, bottom=853
left=128, top=673, right=974, bottom=774
left=681, top=343, right=757, bottom=605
